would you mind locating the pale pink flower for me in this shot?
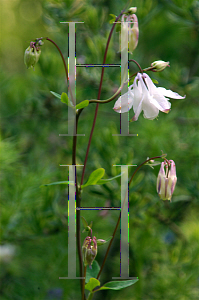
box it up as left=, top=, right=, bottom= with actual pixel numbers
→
left=157, top=160, right=177, bottom=201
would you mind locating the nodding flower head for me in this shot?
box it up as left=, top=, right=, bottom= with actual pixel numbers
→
left=157, top=160, right=177, bottom=201
left=82, top=236, right=97, bottom=269
left=120, top=10, right=139, bottom=53
left=24, top=40, right=43, bottom=69
left=113, top=72, right=185, bottom=121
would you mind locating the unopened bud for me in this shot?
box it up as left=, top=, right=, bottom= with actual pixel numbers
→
left=24, top=42, right=41, bottom=69
left=127, top=7, right=137, bottom=14
left=96, top=239, right=106, bottom=246
left=151, top=60, right=170, bottom=72
left=82, top=236, right=97, bottom=269
left=157, top=160, right=177, bottom=201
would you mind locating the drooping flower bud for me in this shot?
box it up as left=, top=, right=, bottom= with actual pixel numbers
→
left=96, top=239, right=106, bottom=246
left=127, top=7, right=137, bottom=14
left=24, top=42, right=41, bottom=69
left=82, top=236, right=97, bottom=269
left=151, top=60, right=170, bottom=72
left=120, top=10, right=139, bottom=54
left=157, top=160, right=177, bottom=201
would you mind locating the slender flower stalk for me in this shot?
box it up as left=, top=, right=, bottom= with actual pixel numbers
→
left=80, top=8, right=127, bottom=188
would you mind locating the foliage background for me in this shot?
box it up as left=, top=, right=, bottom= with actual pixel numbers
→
left=1, top=0, right=199, bottom=299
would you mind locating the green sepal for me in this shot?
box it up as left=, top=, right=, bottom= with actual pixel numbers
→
left=81, top=216, right=93, bottom=233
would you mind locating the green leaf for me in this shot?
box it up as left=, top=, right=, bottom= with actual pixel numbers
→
left=96, top=173, right=123, bottom=185
left=76, top=100, right=89, bottom=109
left=50, top=91, right=74, bottom=108
left=98, top=279, right=138, bottom=291
left=50, top=91, right=61, bottom=99
left=61, top=92, right=71, bottom=105
left=109, top=14, right=116, bottom=24
left=81, top=168, right=105, bottom=188
left=86, top=260, right=100, bottom=283
left=40, top=181, right=74, bottom=187
left=85, top=278, right=100, bottom=292
left=151, top=78, right=159, bottom=84
left=81, top=170, right=123, bottom=189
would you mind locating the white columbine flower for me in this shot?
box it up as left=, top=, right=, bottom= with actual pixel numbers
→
left=113, top=73, right=185, bottom=121
left=157, top=160, right=177, bottom=201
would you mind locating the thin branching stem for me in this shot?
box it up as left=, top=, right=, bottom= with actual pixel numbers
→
left=97, top=155, right=165, bottom=279
left=46, top=37, right=75, bottom=106
left=80, top=8, right=128, bottom=188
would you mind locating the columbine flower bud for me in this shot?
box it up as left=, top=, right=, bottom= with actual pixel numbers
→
left=157, top=160, right=177, bottom=201
left=24, top=42, right=41, bottom=69
left=96, top=239, right=106, bottom=246
left=82, top=236, right=97, bottom=269
left=151, top=60, right=170, bottom=72
left=127, top=7, right=137, bottom=14
left=120, top=11, right=139, bottom=54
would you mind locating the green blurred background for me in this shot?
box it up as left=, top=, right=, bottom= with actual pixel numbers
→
left=1, top=0, right=199, bottom=299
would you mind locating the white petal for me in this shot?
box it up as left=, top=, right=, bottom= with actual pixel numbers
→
left=137, top=73, right=149, bottom=94
left=156, top=87, right=185, bottom=99
left=132, top=81, right=142, bottom=113
left=131, top=94, right=144, bottom=121
left=149, top=94, right=171, bottom=112
left=142, top=95, right=160, bottom=119
left=143, top=73, right=157, bottom=95
left=113, top=90, right=133, bottom=113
